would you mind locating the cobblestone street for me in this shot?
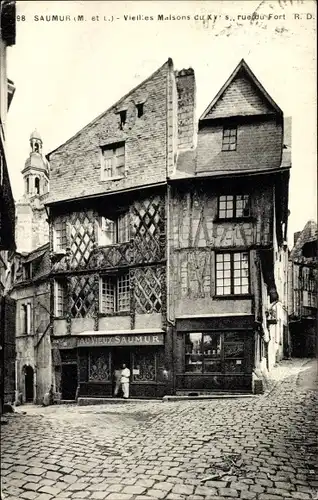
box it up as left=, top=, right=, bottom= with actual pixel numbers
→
left=1, top=359, right=317, bottom=500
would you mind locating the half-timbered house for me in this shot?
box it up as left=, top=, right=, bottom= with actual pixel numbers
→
left=46, top=58, right=290, bottom=399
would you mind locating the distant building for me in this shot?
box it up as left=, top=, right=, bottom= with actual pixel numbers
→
left=46, top=58, right=290, bottom=399
left=9, top=132, right=51, bottom=404
left=289, top=221, right=317, bottom=357
left=0, top=0, right=16, bottom=410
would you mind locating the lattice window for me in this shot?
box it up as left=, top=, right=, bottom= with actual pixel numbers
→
left=101, top=143, right=125, bottom=180
left=53, top=218, right=67, bottom=251
left=54, top=279, right=67, bottom=317
left=216, top=252, right=249, bottom=296
left=100, top=273, right=130, bottom=313
left=69, top=211, right=95, bottom=267
left=134, top=267, right=162, bottom=314
left=222, top=126, right=237, bottom=151
left=70, top=275, right=96, bottom=318
left=100, top=277, right=115, bottom=313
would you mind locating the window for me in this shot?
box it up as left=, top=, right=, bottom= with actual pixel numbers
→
left=222, top=126, right=237, bottom=151
left=97, top=212, right=130, bottom=246
left=136, top=103, right=144, bottom=118
left=218, top=194, right=250, bottom=219
left=53, top=218, right=67, bottom=252
left=22, top=262, right=32, bottom=280
left=21, top=303, right=31, bottom=334
left=133, top=350, right=156, bottom=381
left=119, top=110, right=127, bottom=129
left=185, top=332, right=245, bottom=373
left=216, top=252, right=249, bottom=296
left=55, top=280, right=67, bottom=317
left=35, top=177, right=40, bottom=194
left=100, top=274, right=130, bottom=313
left=101, top=144, right=125, bottom=179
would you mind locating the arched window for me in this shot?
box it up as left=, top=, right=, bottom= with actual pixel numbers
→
left=35, top=177, right=40, bottom=194
left=26, top=177, right=29, bottom=194
left=34, top=142, right=39, bottom=153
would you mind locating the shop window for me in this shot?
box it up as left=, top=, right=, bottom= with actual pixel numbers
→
left=54, top=279, right=67, bottom=317
left=53, top=218, right=67, bottom=252
left=100, top=273, right=130, bottom=313
left=133, top=350, right=156, bottom=381
left=97, top=212, right=130, bottom=246
left=89, top=351, right=111, bottom=382
left=222, top=126, right=237, bottom=151
left=101, top=143, right=125, bottom=179
left=185, top=332, right=245, bottom=373
left=216, top=252, right=249, bottom=296
left=218, top=194, right=250, bottom=219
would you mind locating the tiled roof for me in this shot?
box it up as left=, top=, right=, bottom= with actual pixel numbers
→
left=290, top=220, right=318, bottom=261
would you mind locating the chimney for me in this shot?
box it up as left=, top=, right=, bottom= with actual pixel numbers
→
left=294, top=231, right=301, bottom=246
left=175, top=68, right=196, bottom=150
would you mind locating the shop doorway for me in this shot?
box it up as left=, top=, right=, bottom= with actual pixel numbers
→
left=24, top=365, right=34, bottom=402
left=61, top=364, right=78, bottom=400
left=111, top=348, right=131, bottom=397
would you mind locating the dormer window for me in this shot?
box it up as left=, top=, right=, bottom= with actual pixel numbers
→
left=222, top=126, right=237, bottom=151
left=119, top=110, right=127, bottom=129
left=136, top=103, right=144, bottom=118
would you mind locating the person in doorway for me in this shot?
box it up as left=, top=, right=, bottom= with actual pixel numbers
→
left=121, top=363, right=131, bottom=399
left=113, top=367, right=122, bottom=397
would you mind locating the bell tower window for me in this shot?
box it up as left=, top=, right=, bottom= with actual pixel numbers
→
left=26, top=177, right=29, bottom=194
left=35, top=177, right=40, bottom=195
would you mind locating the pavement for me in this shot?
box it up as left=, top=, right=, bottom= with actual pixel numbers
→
left=1, top=358, right=317, bottom=500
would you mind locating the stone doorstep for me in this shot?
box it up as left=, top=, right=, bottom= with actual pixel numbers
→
left=77, top=394, right=257, bottom=406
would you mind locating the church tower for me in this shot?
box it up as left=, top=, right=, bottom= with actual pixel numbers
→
left=15, top=130, right=50, bottom=252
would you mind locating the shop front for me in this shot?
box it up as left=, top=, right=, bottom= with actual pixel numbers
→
left=174, top=316, right=255, bottom=393
left=52, top=331, right=169, bottom=400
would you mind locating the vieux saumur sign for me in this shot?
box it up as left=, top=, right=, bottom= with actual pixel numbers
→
left=52, top=334, right=165, bottom=349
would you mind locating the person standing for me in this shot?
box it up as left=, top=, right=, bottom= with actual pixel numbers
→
left=113, top=366, right=122, bottom=397
left=121, top=363, right=131, bottom=399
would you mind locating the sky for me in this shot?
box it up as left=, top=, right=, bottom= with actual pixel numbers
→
left=6, top=0, right=317, bottom=245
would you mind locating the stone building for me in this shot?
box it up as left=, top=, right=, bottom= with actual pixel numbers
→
left=46, top=58, right=290, bottom=399
left=289, top=220, right=317, bottom=357
left=0, top=0, right=16, bottom=410
left=9, top=132, right=51, bottom=404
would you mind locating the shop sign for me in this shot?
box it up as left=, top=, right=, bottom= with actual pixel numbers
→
left=77, top=333, right=164, bottom=347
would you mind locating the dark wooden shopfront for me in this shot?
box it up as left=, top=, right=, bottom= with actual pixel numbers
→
left=74, top=332, right=168, bottom=399
left=174, top=316, right=255, bottom=393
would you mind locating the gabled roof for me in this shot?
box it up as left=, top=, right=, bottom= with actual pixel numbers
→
left=290, top=220, right=318, bottom=261
left=200, top=59, right=282, bottom=121
left=47, top=58, right=173, bottom=159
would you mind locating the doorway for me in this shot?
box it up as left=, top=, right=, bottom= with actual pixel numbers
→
left=61, top=364, right=78, bottom=400
left=24, top=365, right=34, bottom=402
left=111, top=348, right=131, bottom=397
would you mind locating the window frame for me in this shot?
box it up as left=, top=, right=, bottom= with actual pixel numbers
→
left=54, top=279, right=67, bottom=318
left=101, top=143, right=125, bottom=181
left=21, top=303, right=31, bottom=335
left=99, top=273, right=130, bottom=314
left=53, top=218, right=67, bottom=252
left=218, top=194, right=251, bottom=220
left=215, top=251, right=250, bottom=297
left=222, top=125, right=237, bottom=151
left=184, top=331, right=246, bottom=374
